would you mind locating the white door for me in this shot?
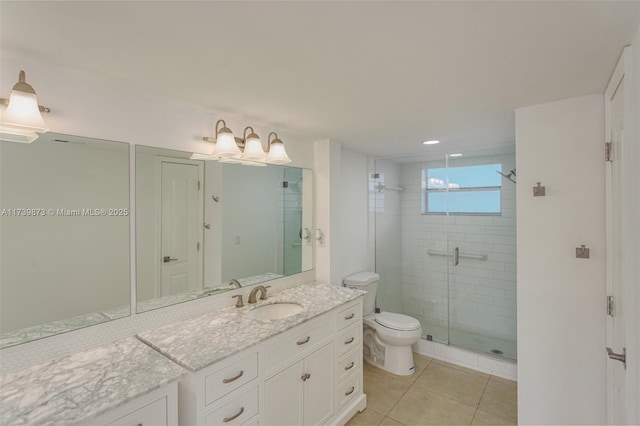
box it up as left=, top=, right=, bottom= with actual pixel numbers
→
left=604, top=51, right=627, bottom=425
left=160, top=159, right=203, bottom=296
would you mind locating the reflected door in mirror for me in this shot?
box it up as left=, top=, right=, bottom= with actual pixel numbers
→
left=160, top=159, right=203, bottom=296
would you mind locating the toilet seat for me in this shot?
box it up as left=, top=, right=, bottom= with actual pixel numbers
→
left=375, top=312, right=421, bottom=331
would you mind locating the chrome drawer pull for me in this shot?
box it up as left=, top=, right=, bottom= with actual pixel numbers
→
left=222, top=370, right=244, bottom=384
left=344, top=361, right=355, bottom=371
left=297, top=336, right=311, bottom=345
left=223, top=407, right=244, bottom=423
left=345, top=386, right=355, bottom=396
left=345, top=337, right=355, bottom=345
left=345, top=313, right=355, bottom=320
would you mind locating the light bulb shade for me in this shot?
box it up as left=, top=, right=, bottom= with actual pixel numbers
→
left=267, top=140, right=291, bottom=164
left=241, top=136, right=267, bottom=161
left=211, top=130, right=241, bottom=158
left=0, top=90, right=48, bottom=143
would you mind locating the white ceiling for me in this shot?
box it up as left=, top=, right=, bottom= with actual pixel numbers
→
left=2, top=1, right=639, bottom=158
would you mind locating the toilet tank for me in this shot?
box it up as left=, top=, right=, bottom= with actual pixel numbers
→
left=343, top=272, right=379, bottom=317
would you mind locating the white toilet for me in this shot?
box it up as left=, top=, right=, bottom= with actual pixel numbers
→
left=343, top=272, right=422, bottom=376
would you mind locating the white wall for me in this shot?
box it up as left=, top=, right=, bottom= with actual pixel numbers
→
left=339, top=148, right=370, bottom=279
left=314, top=140, right=342, bottom=285
left=516, top=94, right=606, bottom=424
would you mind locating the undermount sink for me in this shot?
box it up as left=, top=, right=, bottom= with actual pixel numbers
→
left=247, top=303, right=304, bottom=320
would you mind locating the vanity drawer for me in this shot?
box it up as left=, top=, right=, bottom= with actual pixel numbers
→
left=106, top=396, right=167, bottom=426
left=263, top=316, right=332, bottom=373
left=337, top=373, right=360, bottom=412
left=335, top=324, right=361, bottom=359
left=337, top=302, right=362, bottom=331
left=205, top=386, right=258, bottom=426
left=336, top=347, right=361, bottom=384
left=205, top=352, right=258, bottom=406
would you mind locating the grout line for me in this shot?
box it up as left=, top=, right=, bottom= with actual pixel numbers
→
left=469, top=376, right=491, bottom=425
left=382, top=357, right=433, bottom=417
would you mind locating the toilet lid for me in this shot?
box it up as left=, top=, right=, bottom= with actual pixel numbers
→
left=375, top=312, right=421, bottom=331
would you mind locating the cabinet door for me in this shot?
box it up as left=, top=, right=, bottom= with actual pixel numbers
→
left=303, top=342, right=334, bottom=426
left=263, top=361, right=303, bottom=426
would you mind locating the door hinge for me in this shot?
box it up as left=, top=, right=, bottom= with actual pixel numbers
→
left=605, top=142, right=612, bottom=162
left=197, top=181, right=201, bottom=190
left=197, top=242, right=200, bottom=251
left=607, top=295, right=614, bottom=316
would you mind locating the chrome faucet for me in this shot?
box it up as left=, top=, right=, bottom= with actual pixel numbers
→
left=248, top=285, right=269, bottom=304
left=230, top=279, right=242, bottom=289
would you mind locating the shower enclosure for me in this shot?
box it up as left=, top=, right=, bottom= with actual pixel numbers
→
left=373, top=147, right=517, bottom=360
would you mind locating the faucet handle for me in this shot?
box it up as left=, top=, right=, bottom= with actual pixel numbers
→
left=261, top=285, right=271, bottom=300
left=232, top=294, right=244, bottom=308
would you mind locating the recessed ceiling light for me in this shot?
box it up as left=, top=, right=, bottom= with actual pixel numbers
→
left=449, top=153, right=463, bottom=157
left=422, top=140, right=440, bottom=145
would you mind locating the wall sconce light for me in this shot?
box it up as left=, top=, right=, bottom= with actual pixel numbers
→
left=200, top=120, right=292, bottom=166
left=0, top=70, right=50, bottom=143
left=266, top=132, right=291, bottom=164
left=240, top=126, right=267, bottom=162
left=204, top=119, right=242, bottom=159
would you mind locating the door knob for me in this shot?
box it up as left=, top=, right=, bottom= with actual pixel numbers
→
left=606, top=347, right=626, bottom=369
left=163, top=256, right=178, bottom=263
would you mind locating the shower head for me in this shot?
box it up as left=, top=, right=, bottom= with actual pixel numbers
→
left=497, top=168, right=516, bottom=184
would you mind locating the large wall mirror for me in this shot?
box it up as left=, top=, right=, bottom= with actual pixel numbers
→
left=0, top=133, right=130, bottom=349
left=135, top=146, right=313, bottom=312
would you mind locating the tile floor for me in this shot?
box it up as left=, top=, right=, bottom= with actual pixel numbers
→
left=347, top=354, right=517, bottom=425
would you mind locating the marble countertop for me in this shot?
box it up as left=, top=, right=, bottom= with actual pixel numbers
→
left=138, top=282, right=364, bottom=372
left=0, top=337, right=186, bottom=426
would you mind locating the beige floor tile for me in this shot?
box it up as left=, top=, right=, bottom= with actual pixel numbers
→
left=412, top=353, right=432, bottom=376
left=380, top=416, right=406, bottom=425
left=388, top=387, right=476, bottom=425
left=412, top=361, right=489, bottom=407
left=488, top=375, right=517, bottom=389
left=431, top=359, right=490, bottom=379
left=471, top=409, right=517, bottom=425
left=363, top=364, right=414, bottom=415
left=346, top=408, right=386, bottom=426
left=477, top=381, right=518, bottom=422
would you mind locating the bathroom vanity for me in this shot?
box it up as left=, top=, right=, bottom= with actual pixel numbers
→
left=0, top=283, right=365, bottom=425
left=138, top=283, right=366, bottom=426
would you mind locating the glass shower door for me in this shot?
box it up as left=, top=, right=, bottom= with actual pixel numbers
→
left=446, top=149, right=517, bottom=360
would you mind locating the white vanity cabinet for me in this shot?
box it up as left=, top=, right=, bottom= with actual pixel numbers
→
left=178, top=351, right=260, bottom=425
left=77, top=382, right=178, bottom=426
left=176, top=297, right=365, bottom=426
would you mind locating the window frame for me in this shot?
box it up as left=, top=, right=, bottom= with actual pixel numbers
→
left=422, top=163, right=503, bottom=216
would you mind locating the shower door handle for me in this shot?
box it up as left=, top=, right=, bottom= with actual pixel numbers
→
left=453, top=247, right=460, bottom=266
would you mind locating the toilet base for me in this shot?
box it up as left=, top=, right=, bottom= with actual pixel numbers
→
left=363, top=343, right=416, bottom=376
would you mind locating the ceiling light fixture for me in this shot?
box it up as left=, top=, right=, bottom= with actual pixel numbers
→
left=0, top=70, right=50, bottom=143
left=266, top=132, right=291, bottom=164
left=449, top=153, right=463, bottom=157
left=422, top=140, right=440, bottom=145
